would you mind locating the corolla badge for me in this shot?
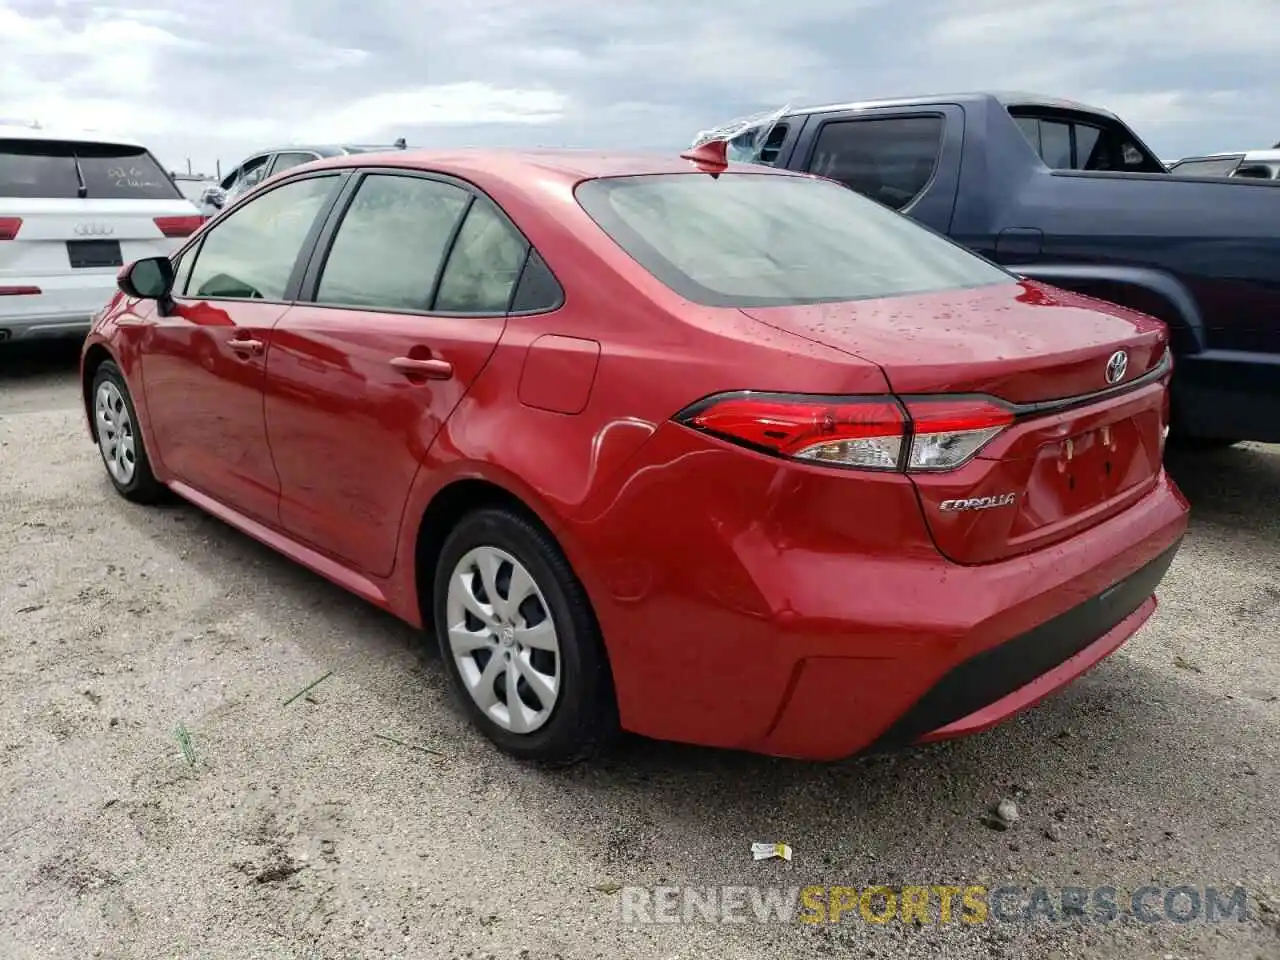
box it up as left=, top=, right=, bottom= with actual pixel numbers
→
left=939, top=493, right=1017, bottom=512
left=1105, top=350, right=1128, bottom=385
left=74, top=222, right=114, bottom=237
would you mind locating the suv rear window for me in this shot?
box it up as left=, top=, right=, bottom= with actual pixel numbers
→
left=0, top=139, right=182, bottom=200
left=575, top=172, right=1011, bottom=308
left=1168, top=157, right=1243, bottom=178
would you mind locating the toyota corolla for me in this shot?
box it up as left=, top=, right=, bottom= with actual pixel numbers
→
left=79, top=145, right=1189, bottom=763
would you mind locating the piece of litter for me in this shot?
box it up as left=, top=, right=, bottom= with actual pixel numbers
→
left=282, top=670, right=333, bottom=706
left=374, top=733, right=448, bottom=757
left=592, top=881, right=623, bottom=894
left=981, top=798, right=1020, bottom=831
left=751, top=842, right=792, bottom=862
left=174, top=723, right=196, bottom=767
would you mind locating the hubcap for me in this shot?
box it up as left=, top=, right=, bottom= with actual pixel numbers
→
left=94, top=381, right=136, bottom=485
left=445, top=545, right=561, bottom=734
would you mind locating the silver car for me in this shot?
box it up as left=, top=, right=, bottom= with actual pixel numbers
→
left=1168, top=149, right=1280, bottom=180
left=202, top=139, right=409, bottom=211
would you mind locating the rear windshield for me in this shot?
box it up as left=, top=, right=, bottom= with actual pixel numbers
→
left=0, top=139, right=183, bottom=200
left=1167, top=157, right=1243, bottom=178
left=574, top=173, right=1011, bottom=308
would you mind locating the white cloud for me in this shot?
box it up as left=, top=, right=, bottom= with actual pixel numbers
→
left=284, top=85, right=568, bottom=141
left=0, top=0, right=1277, bottom=171
left=927, top=0, right=1280, bottom=57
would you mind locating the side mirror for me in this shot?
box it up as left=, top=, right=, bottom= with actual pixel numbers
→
left=202, top=187, right=226, bottom=209
left=118, top=256, right=175, bottom=300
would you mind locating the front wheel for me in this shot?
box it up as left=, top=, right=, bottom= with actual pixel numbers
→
left=91, top=360, right=166, bottom=503
left=433, top=506, right=617, bottom=765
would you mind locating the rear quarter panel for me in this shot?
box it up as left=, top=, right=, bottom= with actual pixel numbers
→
left=390, top=177, right=894, bottom=626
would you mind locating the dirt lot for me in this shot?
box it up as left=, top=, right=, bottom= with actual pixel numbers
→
left=2, top=340, right=1278, bottom=960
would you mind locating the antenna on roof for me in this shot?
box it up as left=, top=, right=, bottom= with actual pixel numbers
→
left=394, top=137, right=407, bottom=149
left=679, top=140, right=729, bottom=177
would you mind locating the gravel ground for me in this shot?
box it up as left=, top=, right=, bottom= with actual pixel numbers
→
left=2, top=340, right=1278, bottom=960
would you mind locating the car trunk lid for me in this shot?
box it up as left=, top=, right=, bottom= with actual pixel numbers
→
left=742, top=280, right=1171, bottom=563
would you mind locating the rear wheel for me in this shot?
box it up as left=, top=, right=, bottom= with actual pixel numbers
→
left=433, top=506, right=617, bottom=765
left=91, top=360, right=165, bottom=503
left=1167, top=433, right=1239, bottom=452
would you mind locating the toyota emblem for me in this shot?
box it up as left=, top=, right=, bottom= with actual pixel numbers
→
left=1105, top=350, right=1128, bottom=385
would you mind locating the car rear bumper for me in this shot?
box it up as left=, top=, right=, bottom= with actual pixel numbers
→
left=0, top=273, right=114, bottom=341
left=869, top=541, right=1174, bottom=749
left=572, top=422, right=1190, bottom=760
left=747, top=489, right=1185, bottom=761
left=0, top=314, right=95, bottom=341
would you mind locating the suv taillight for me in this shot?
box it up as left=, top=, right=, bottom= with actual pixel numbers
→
left=675, top=392, right=1014, bottom=473
left=154, top=215, right=205, bottom=238
left=0, top=217, right=22, bottom=240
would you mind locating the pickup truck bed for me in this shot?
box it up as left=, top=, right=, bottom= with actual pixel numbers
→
left=704, top=92, right=1280, bottom=445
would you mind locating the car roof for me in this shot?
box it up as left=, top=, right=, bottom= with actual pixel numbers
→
left=0, top=122, right=145, bottom=148
left=249, top=143, right=404, bottom=157
left=782, top=90, right=1122, bottom=122
left=298, top=147, right=802, bottom=186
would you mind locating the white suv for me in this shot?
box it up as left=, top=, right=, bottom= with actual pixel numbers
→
left=0, top=123, right=204, bottom=343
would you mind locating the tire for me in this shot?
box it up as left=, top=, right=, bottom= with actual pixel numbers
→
left=1167, top=434, right=1239, bottom=452
left=90, top=360, right=166, bottom=504
left=433, top=506, right=617, bottom=765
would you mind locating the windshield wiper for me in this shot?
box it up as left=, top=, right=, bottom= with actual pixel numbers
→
left=72, top=153, right=87, bottom=198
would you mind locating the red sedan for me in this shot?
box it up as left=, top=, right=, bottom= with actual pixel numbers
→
left=80, top=146, right=1189, bottom=763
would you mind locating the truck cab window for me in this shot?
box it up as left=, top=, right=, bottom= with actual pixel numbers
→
left=806, top=115, right=945, bottom=211
left=1010, top=111, right=1164, bottom=173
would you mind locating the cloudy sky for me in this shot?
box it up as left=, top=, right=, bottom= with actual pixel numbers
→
left=2, top=0, right=1277, bottom=178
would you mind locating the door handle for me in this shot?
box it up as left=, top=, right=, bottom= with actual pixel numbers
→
left=228, top=337, right=263, bottom=355
left=390, top=356, right=453, bottom=380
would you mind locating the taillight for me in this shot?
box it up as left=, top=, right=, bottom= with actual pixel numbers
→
left=0, top=217, right=22, bottom=240
left=675, top=392, right=1015, bottom=473
left=681, top=394, right=906, bottom=470
left=154, top=215, right=205, bottom=238
left=901, top=397, right=1014, bottom=471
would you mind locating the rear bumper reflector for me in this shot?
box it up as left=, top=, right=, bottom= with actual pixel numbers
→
left=0, top=286, right=41, bottom=296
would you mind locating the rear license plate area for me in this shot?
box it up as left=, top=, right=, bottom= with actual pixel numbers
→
left=67, top=240, right=123, bottom=269
left=1023, top=416, right=1157, bottom=520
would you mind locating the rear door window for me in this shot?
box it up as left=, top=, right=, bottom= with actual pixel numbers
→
left=806, top=115, right=945, bottom=210
left=226, top=155, right=270, bottom=196
left=433, top=196, right=529, bottom=313
left=269, top=152, right=320, bottom=176
left=314, top=174, right=471, bottom=311
left=1232, top=163, right=1277, bottom=180
left=0, top=139, right=183, bottom=199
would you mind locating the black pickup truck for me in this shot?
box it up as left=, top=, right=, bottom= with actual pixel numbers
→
left=698, top=93, right=1280, bottom=446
